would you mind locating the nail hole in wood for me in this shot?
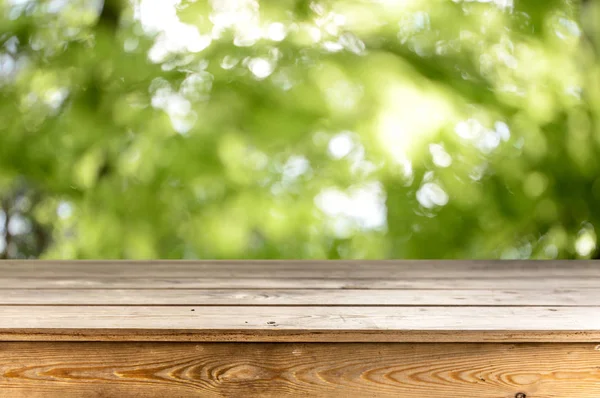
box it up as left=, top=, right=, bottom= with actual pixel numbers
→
left=515, top=393, right=526, bottom=398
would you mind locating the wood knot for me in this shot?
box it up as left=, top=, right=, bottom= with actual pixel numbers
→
left=515, top=393, right=526, bottom=398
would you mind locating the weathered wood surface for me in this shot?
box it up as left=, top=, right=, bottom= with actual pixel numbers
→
left=2, top=260, right=600, bottom=277
left=0, top=305, right=599, bottom=333
left=3, top=276, right=599, bottom=289
left=1, top=261, right=599, bottom=397
left=1, top=288, right=597, bottom=305
left=1, top=342, right=599, bottom=398
left=0, top=261, right=599, bottom=342
left=1, top=260, right=599, bottom=289
left=2, top=329, right=599, bottom=343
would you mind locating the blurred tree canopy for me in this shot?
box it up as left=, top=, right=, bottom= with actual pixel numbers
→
left=0, top=0, right=599, bottom=259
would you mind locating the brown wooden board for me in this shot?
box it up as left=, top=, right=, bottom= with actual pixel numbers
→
left=1, top=261, right=598, bottom=396
left=1, top=342, right=599, bottom=397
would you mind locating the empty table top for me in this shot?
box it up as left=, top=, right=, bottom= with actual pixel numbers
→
left=1, top=260, right=599, bottom=342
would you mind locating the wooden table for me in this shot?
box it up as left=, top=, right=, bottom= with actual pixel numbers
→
left=0, top=261, right=599, bottom=397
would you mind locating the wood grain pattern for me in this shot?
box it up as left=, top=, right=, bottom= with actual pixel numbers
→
left=2, top=276, right=599, bottom=289
left=1, top=342, right=599, bottom=397
left=2, top=329, right=600, bottom=343
left=1, top=306, right=600, bottom=343
left=3, top=305, right=599, bottom=330
left=2, top=260, right=599, bottom=342
left=2, top=260, right=600, bottom=277
left=1, top=288, right=597, bottom=305
left=2, top=261, right=598, bottom=290
left=1, top=261, right=598, bottom=396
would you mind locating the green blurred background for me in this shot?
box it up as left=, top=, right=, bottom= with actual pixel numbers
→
left=0, top=0, right=599, bottom=259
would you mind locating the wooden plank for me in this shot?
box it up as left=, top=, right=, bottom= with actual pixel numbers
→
left=2, top=260, right=598, bottom=289
left=2, top=260, right=599, bottom=278
left=0, top=288, right=597, bottom=306
left=2, top=329, right=598, bottom=343
left=1, top=342, right=599, bottom=397
left=6, top=306, right=599, bottom=330
left=1, top=306, right=599, bottom=342
left=0, top=276, right=597, bottom=289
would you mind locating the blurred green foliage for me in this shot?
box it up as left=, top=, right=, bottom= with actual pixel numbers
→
left=0, top=0, right=599, bottom=259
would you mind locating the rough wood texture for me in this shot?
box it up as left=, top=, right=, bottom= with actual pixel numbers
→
left=1, top=260, right=599, bottom=342
left=3, top=276, right=599, bottom=288
left=1, top=342, right=599, bottom=398
left=2, top=329, right=599, bottom=343
left=1, top=261, right=599, bottom=396
left=0, top=305, right=599, bottom=333
left=2, top=288, right=597, bottom=305
left=2, top=260, right=600, bottom=277
left=1, top=260, right=599, bottom=289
